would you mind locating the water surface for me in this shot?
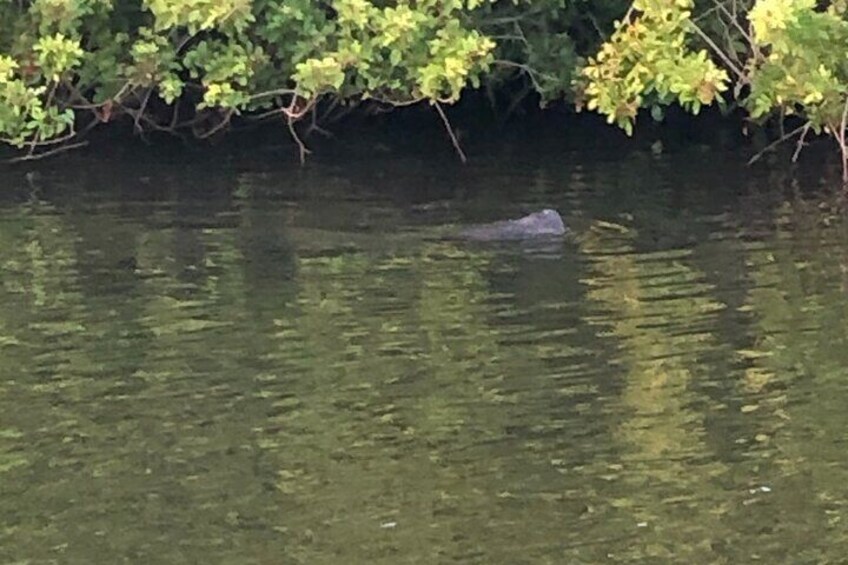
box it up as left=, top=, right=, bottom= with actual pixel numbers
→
left=2, top=146, right=848, bottom=563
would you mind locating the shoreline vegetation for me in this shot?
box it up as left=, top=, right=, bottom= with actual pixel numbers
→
left=2, top=0, right=848, bottom=179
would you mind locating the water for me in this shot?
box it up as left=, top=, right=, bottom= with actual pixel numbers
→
left=2, top=144, right=848, bottom=563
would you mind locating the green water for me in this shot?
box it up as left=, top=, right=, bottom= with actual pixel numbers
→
left=2, top=147, right=848, bottom=563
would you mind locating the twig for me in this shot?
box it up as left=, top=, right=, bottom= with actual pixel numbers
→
left=281, top=94, right=315, bottom=120
left=286, top=115, right=310, bottom=164
left=434, top=101, right=467, bottom=164
left=248, top=87, right=298, bottom=102
left=134, top=88, right=153, bottom=134
left=317, top=97, right=340, bottom=122
left=586, top=12, right=606, bottom=40
left=22, top=82, right=60, bottom=157
left=708, top=0, right=755, bottom=44
left=13, top=129, right=78, bottom=147
left=476, top=15, right=536, bottom=27
left=792, top=122, right=811, bottom=162
left=503, top=82, right=533, bottom=122
left=248, top=107, right=285, bottom=121
left=305, top=103, right=334, bottom=138
left=321, top=99, right=358, bottom=125
left=747, top=123, right=808, bottom=165
left=487, top=34, right=526, bottom=42
left=368, top=95, right=426, bottom=108
left=168, top=101, right=181, bottom=129
left=840, top=97, right=848, bottom=182
left=688, top=22, right=747, bottom=81
left=778, top=107, right=786, bottom=138
left=494, top=59, right=551, bottom=92
left=196, top=109, right=235, bottom=139
left=8, top=141, right=89, bottom=163
left=68, top=83, right=131, bottom=121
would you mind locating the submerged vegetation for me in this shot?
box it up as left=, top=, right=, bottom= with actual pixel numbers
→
left=1, top=0, right=848, bottom=175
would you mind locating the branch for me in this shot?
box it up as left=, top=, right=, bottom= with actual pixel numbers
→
left=434, top=102, right=467, bottom=164
left=493, top=59, right=551, bottom=92
left=688, top=22, right=747, bottom=82
left=841, top=95, right=848, bottom=145
left=9, top=129, right=78, bottom=148
left=747, top=123, right=808, bottom=165
left=367, top=95, right=426, bottom=108
left=586, top=12, right=606, bottom=40
left=281, top=94, right=315, bottom=120
left=68, top=82, right=133, bottom=111
left=8, top=141, right=89, bottom=163
left=133, top=87, right=154, bottom=134
left=195, top=109, right=235, bottom=139
left=169, top=100, right=181, bottom=130
left=248, top=107, right=285, bottom=121
left=305, top=103, right=333, bottom=138
left=22, top=82, right=59, bottom=157
left=248, top=88, right=298, bottom=102
left=503, top=82, right=534, bottom=122
left=703, top=0, right=754, bottom=44
left=792, top=122, right=811, bottom=163
left=840, top=97, right=848, bottom=182
left=286, top=114, right=310, bottom=164
left=321, top=98, right=359, bottom=125
left=315, top=96, right=343, bottom=126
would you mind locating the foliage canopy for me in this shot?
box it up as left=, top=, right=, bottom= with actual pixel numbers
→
left=2, top=0, right=848, bottom=174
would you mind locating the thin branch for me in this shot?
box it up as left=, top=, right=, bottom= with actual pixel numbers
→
left=691, top=4, right=748, bottom=71
left=121, top=104, right=194, bottom=135
left=367, top=95, right=426, bottom=108
left=487, top=34, right=526, bottom=42
left=316, top=96, right=340, bottom=123
left=8, top=141, right=89, bottom=163
left=10, top=129, right=78, bottom=148
left=321, top=99, right=359, bottom=125
left=586, top=12, right=606, bottom=40
left=494, top=59, right=551, bottom=92
left=305, top=105, right=334, bottom=138
left=195, top=109, right=235, bottom=139
left=133, top=88, right=153, bottom=134
left=434, top=102, right=467, bottom=164
left=693, top=4, right=722, bottom=25
left=169, top=100, right=181, bottom=130
left=778, top=107, right=786, bottom=138
left=69, top=82, right=133, bottom=111
left=503, top=82, right=534, bottom=122
left=281, top=94, right=315, bottom=120
left=174, top=32, right=196, bottom=54
left=688, top=22, right=747, bottom=81
left=747, top=123, right=808, bottom=165
left=840, top=97, right=848, bottom=182
left=707, top=0, right=754, bottom=44
left=248, top=87, right=298, bottom=102
left=248, top=107, right=285, bottom=121
left=475, top=15, right=537, bottom=27
left=22, top=82, right=59, bottom=157
left=792, top=122, right=811, bottom=162
left=286, top=115, right=310, bottom=165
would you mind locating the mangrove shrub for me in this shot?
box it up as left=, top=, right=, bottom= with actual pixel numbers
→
left=2, top=0, right=848, bottom=175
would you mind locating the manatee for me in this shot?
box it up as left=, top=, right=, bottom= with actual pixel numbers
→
left=458, top=209, right=566, bottom=241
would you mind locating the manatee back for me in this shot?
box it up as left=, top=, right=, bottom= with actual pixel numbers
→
left=459, top=209, right=566, bottom=241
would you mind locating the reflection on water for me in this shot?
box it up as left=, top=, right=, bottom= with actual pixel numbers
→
left=2, top=149, right=848, bottom=563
